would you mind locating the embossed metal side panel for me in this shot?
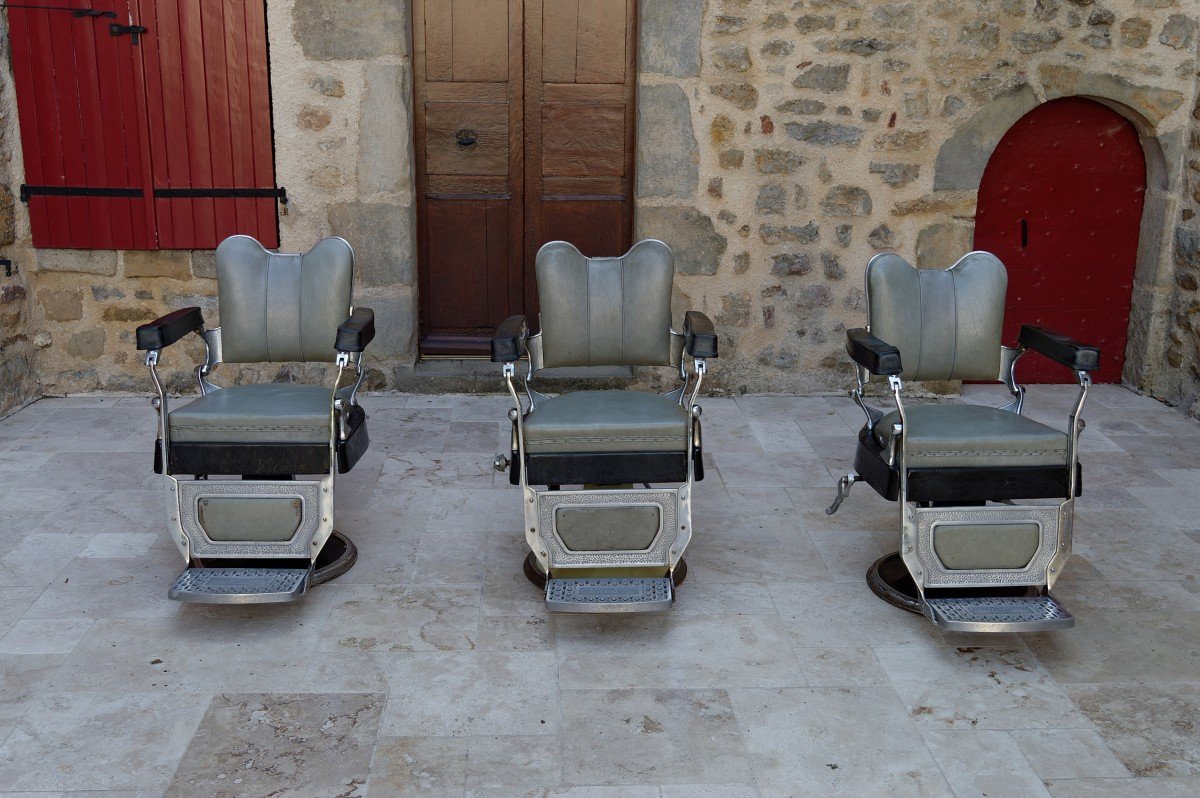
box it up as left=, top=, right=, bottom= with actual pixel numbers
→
left=176, top=478, right=329, bottom=559
left=914, top=504, right=1061, bottom=589
left=536, top=487, right=681, bottom=570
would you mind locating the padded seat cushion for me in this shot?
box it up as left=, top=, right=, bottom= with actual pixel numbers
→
left=169, top=384, right=334, bottom=445
left=523, top=390, right=688, bottom=454
left=875, top=404, right=1068, bottom=469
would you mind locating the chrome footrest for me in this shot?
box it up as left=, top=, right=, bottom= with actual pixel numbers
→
left=169, top=567, right=310, bottom=604
left=924, top=595, right=1074, bottom=633
left=545, top=577, right=673, bottom=613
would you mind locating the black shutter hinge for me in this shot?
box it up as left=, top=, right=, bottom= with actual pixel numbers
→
left=109, top=23, right=148, bottom=44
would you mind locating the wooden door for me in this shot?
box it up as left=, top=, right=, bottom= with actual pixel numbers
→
left=414, top=0, right=637, bottom=356
left=974, top=98, right=1145, bottom=384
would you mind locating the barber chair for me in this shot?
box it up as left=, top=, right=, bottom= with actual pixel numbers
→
left=490, top=240, right=717, bottom=613
left=827, top=251, right=1098, bottom=632
left=135, top=235, right=373, bottom=603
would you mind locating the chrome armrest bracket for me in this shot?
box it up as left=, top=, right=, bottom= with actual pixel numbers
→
left=999, top=345, right=1026, bottom=414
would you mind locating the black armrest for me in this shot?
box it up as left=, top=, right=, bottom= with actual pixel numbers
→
left=491, top=315, right=528, bottom=363
left=846, top=328, right=903, bottom=376
left=683, top=311, right=718, bottom=358
left=136, top=307, right=204, bottom=351
left=336, top=307, right=376, bottom=353
left=1018, top=324, right=1100, bottom=373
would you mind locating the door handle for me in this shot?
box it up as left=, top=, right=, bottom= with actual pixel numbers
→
left=455, top=129, right=478, bottom=148
left=109, top=23, right=149, bottom=45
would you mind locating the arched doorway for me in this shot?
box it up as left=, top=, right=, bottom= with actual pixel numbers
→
left=974, top=97, right=1146, bottom=384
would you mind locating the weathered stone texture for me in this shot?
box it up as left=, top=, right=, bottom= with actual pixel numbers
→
left=123, top=251, right=191, bottom=280
left=327, top=202, right=416, bottom=287
left=640, top=0, right=703, bottom=76
left=637, top=84, right=699, bottom=199
left=292, top=0, right=409, bottom=60
left=637, top=207, right=726, bottom=276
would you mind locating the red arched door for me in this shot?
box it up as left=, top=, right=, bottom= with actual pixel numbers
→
left=974, top=97, right=1145, bottom=383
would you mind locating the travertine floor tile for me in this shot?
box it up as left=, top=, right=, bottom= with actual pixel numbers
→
left=1067, top=684, right=1200, bottom=777
left=560, top=688, right=752, bottom=786
left=166, top=692, right=384, bottom=798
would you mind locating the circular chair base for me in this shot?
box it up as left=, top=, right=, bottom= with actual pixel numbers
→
left=522, top=551, right=688, bottom=590
left=866, top=551, right=1042, bottom=616
left=866, top=552, right=923, bottom=615
left=311, top=531, right=358, bottom=586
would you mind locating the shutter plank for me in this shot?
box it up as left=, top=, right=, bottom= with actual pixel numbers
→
left=242, top=0, right=277, bottom=246
left=223, top=0, right=256, bottom=236
left=177, top=0, right=216, bottom=248
left=73, top=0, right=115, bottom=249
left=200, top=0, right=237, bottom=243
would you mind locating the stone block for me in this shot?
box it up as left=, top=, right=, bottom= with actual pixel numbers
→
left=868, top=224, right=898, bottom=249
left=191, top=250, right=217, bottom=279
left=1012, top=29, right=1063, bottom=54
left=755, top=149, right=805, bottom=175
left=869, top=162, right=920, bottom=187
left=709, top=83, right=759, bottom=111
left=102, top=305, right=156, bottom=323
left=0, top=188, right=15, bottom=246
left=710, top=45, right=751, bottom=72
left=1120, top=18, right=1151, bottom=48
left=327, top=202, right=416, bottom=287
left=771, top=253, right=812, bottom=277
left=1160, top=14, right=1196, bottom=50
left=820, top=185, right=873, bottom=217
left=777, top=99, right=827, bottom=116
left=293, top=0, right=409, bottom=60
left=1037, top=64, right=1183, bottom=126
left=637, top=207, right=726, bottom=276
left=35, top=250, right=117, bottom=276
left=66, top=328, right=105, bottom=360
left=916, top=222, right=975, bottom=269
left=367, top=288, right=418, bottom=362
left=359, top=62, right=414, bottom=197
left=124, top=250, right=191, bottom=279
left=796, top=15, right=835, bottom=34
left=756, top=184, right=788, bottom=215
left=639, top=0, right=702, bottom=77
left=760, top=223, right=819, bottom=245
left=785, top=121, right=863, bottom=147
left=792, top=64, right=850, bottom=93
left=637, top=84, right=699, bottom=199
left=933, top=84, right=1039, bottom=191
left=38, top=289, right=83, bottom=322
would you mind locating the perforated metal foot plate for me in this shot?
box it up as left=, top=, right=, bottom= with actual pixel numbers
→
left=545, top=577, right=673, bottom=613
left=924, top=595, right=1074, bottom=633
left=169, top=567, right=310, bottom=604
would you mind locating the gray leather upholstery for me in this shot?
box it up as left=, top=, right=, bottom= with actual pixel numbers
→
left=536, top=240, right=675, bottom=368
left=169, top=384, right=335, bottom=444
left=875, top=404, right=1068, bottom=468
left=523, top=391, right=689, bottom=453
left=867, top=251, right=1006, bottom=382
left=216, top=235, right=354, bottom=363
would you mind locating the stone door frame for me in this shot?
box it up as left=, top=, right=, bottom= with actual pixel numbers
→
left=932, top=77, right=1184, bottom=393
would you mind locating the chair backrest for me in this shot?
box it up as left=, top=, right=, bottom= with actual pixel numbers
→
left=866, top=251, right=1007, bottom=382
left=216, top=235, right=354, bottom=364
left=536, top=240, right=675, bottom=368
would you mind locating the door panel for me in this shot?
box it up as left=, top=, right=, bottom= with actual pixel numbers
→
left=414, top=0, right=524, bottom=354
left=974, top=98, right=1145, bottom=384
left=415, top=0, right=636, bottom=355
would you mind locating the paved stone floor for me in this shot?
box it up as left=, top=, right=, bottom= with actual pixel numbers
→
left=0, top=384, right=1198, bottom=797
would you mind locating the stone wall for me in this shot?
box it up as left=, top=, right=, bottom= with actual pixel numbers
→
left=636, top=0, right=1199, bottom=396
left=0, top=19, right=37, bottom=416
left=1166, top=67, right=1200, bottom=418
left=1, top=0, right=1198, bottom=406
left=0, top=0, right=418, bottom=397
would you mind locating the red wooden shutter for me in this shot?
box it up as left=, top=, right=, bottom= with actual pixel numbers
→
left=6, top=0, right=279, bottom=250
left=137, top=0, right=280, bottom=249
left=8, top=0, right=156, bottom=249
